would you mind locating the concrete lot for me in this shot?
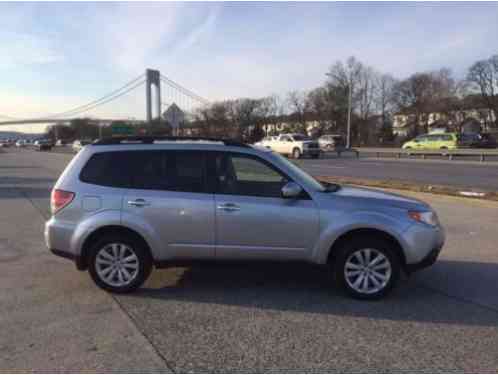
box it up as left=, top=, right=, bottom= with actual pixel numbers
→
left=1, top=148, right=498, bottom=372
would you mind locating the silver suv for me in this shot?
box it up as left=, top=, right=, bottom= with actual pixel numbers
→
left=45, top=137, right=445, bottom=299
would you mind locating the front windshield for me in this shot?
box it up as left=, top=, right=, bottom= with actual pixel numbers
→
left=272, top=153, right=336, bottom=192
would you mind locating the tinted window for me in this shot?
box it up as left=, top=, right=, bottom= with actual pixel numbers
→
left=80, top=151, right=132, bottom=187
left=293, top=135, right=309, bottom=141
left=130, top=150, right=206, bottom=193
left=80, top=150, right=206, bottom=193
left=214, top=153, right=288, bottom=198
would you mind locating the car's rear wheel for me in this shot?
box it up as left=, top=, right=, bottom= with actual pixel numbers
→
left=292, top=147, right=301, bottom=159
left=333, top=237, right=400, bottom=300
left=88, top=234, right=152, bottom=293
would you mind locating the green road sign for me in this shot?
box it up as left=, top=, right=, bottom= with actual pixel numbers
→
left=111, top=124, right=134, bottom=135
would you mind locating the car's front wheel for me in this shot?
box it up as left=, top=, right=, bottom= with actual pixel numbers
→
left=88, top=234, right=152, bottom=293
left=333, top=237, right=400, bottom=300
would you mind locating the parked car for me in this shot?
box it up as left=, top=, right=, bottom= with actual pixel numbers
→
left=318, top=134, right=344, bottom=150
left=478, top=133, right=498, bottom=148
left=458, top=133, right=498, bottom=149
left=35, top=139, right=53, bottom=151
left=402, top=133, right=458, bottom=150
left=46, top=136, right=445, bottom=299
left=15, top=139, right=26, bottom=147
left=260, top=133, right=321, bottom=159
left=72, top=139, right=91, bottom=153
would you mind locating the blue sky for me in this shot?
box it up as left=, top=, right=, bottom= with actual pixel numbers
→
left=1, top=2, right=498, bottom=132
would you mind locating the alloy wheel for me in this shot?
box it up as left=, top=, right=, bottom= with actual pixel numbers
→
left=95, top=243, right=139, bottom=287
left=344, top=248, right=392, bottom=294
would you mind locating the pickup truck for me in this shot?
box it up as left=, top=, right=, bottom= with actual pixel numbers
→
left=255, top=133, right=321, bottom=159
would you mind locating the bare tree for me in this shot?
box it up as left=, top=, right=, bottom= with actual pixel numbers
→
left=393, top=69, right=456, bottom=135
left=286, top=91, right=309, bottom=134
left=356, top=66, right=378, bottom=144
left=376, top=74, right=397, bottom=142
left=326, top=56, right=364, bottom=146
left=467, top=55, right=498, bottom=128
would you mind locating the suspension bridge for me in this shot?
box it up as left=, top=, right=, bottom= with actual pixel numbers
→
left=0, top=69, right=210, bottom=130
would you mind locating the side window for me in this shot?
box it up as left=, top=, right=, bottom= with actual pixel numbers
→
left=129, top=150, right=206, bottom=193
left=130, top=151, right=168, bottom=190
left=170, top=151, right=205, bottom=193
left=80, top=151, right=132, bottom=188
left=280, top=136, right=290, bottom=142
left=215, top=153, right=288, bottom=198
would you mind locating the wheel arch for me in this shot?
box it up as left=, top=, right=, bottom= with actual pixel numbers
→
left=326, top=228, right=407, bottom=269
left=78, top=225, right=153, bottom=270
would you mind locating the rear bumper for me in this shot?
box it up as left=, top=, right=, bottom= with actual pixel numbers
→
left=50, top=248, right=85, bottom=270
left=45, top=218, right=84, bottom=269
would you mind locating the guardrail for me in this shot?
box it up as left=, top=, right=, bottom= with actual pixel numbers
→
left=326, top=147, right=498, bottom=162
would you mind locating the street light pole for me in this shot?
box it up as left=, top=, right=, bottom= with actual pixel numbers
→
left=346, top=79, right=352, bottom=149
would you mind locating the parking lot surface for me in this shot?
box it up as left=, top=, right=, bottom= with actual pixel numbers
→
left=1, top=148, right=498, bottom=372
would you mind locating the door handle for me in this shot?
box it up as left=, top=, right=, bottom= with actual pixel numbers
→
left=128, top=199, right=150, bottom=207
left=217, top=203, right=240, bottom=212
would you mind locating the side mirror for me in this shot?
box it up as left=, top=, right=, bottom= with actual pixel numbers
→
left=281, top=182, right=302, bottom=199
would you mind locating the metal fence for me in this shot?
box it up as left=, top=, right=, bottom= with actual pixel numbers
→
left=327, top=147, right=498, bottom=162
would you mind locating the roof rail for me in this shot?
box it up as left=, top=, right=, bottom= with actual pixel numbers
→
left=92, top=136, right=250, bottom=148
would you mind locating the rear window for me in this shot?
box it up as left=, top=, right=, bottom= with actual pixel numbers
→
left=79, top=150, right=206, bottom=193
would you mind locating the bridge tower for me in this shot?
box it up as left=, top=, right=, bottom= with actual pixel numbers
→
left=145, top=69, right=161, bottom=123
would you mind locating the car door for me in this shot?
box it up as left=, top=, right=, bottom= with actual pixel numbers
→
left=275, top=135, right=291, bottom=154
left=414, top=136, right=427, bottom=149
left=122, top=150, right=215, bottom=261
left=211, top=152, right=319, bottom=260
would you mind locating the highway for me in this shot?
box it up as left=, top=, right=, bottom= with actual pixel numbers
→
left=298, top=157, right=498, bottom=192
left=1, top=147, right=498, bottom=371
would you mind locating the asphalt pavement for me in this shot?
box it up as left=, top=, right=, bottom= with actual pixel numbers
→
left=297, top=157, right=498, bottom=192
left=1, top=147, right=498, bottom=372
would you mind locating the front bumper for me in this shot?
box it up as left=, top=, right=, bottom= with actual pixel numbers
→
left=402, top=222, right=445, bottom=270
left=405, top=244, right=442, bottom=273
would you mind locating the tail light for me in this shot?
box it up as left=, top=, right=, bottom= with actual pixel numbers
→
left=51, top=189, right=75, bottom=214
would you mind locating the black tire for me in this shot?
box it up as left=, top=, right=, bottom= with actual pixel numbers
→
left=332, top=236, right=401, bottom=300
left=88, top=234, right=152, bottom=293
left=292, top=147, right=301, bottom=159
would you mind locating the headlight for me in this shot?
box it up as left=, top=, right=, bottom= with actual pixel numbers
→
left=408, top=210, right=439, bottom=227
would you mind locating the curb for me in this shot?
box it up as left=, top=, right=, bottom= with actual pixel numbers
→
left=316, top=175, right=498, bottom=202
